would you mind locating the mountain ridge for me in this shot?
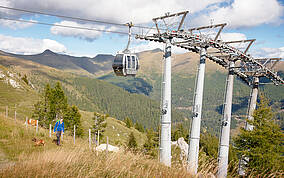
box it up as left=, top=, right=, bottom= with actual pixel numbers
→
left=0, top=49, right=115, bottom=76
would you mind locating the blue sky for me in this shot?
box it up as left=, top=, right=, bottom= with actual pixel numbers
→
left=0, top=0, right=283, bottom=58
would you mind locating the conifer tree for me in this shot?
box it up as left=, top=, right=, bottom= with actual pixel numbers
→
left=143, top=128, right=159, bottom=158
left=134, top=122, right=144, bottom=133
left=64, top=105, right=84, bottom=137
left=33, top=82, right=68, bottom=127
left=33, top=82, right=83, bottom=137
left=92, top=112, right=107, bottom=139
left=128, top=132, right=137, bottom=149
left=124, top=117, right=133, bottom=128
left=234, top=95, right=284, bottom=174
left=171, top=123, right=188, bottom=142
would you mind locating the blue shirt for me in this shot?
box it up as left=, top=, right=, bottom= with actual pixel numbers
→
left=54, top=121, right=64, bottom=132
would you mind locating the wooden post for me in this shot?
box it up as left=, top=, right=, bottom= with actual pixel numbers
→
left=5, top=106, right=8, bottom=118
left=106, top=136, right=109, bottom=153
left=89, top=129, right=91, bottom=150
left=36, top=120, right=38, bottom=133
left=49, top=124, right=52, bottom=137
left=97, top=130, right=100, bottom=146
left=74, top=125, right=76, bottom=145
left=14, top=104, right=16, bottom=122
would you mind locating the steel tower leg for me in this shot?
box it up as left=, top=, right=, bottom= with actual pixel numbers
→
left=217, top=61, right=235, bottom=178
left=187, top=47, right=207, bottom=174
left=245, top=77, right=259, bottom=131
left=160, top=39, right=172, bottom=167
left=238, top=77, right=259, bottom=176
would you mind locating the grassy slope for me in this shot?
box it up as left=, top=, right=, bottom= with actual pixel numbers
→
left=0, top=58, right=147, bottom=147
left=0, top=85, right=146, bottom=148
left=80, top=110, right=146, bottom=146
left=2, top=115, right=279, bottom=177
left=0, top=115, right=225, bottom=178
left=0, top=65, right=38, bottom=119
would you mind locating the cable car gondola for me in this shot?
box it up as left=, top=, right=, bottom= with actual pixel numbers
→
left=112, top=22, right=139, bottom=77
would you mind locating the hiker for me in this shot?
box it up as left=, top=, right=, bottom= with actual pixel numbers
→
left=54, top=118, right=64, bottom=146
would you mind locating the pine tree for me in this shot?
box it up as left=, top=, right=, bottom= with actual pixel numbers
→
left=234, top=95, right=284, bottom=174
left=64, top=105, right=84, bottom=137
left=200, top=132, right=219, bottom=159
left=143, top=128, right=159, bottom=158
left=134, top=122, right=144, bottom=133
left=171, top=123, right=188, bottom=142
left=124, top=117, right=133, bottom=128
left=92, top=112, right=107, bottom=139
left=33, top=82, right=83, bottom=136
left=128, top=132, right=137, bottom=149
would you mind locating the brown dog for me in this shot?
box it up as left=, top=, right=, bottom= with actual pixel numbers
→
left=32, top=138, right=45, bottom=146
left=52, top=139, right=58, bottom=144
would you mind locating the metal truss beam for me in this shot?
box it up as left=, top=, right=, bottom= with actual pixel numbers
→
left=136, top=30, right=284, bottom=85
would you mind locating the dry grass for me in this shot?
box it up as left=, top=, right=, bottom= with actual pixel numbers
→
left=0, top=115, right=282, bottom=178
left=0, top=146, right=196, bottom=178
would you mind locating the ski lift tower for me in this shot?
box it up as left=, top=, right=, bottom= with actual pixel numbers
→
left=136, top=11, right=284, bottom=177
left=137, top=11, right=189, bottom=167
left=154, top=11, right=189, bottom=167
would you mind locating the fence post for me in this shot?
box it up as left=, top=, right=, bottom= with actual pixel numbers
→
left=5, top=106, right=8, bottom=118
left=97, top=130, right=100, bottom=146
left=14, top=104, right=16, bottom=122
left=36, top=120, right=38, bottom=133
left=106, top=136, right=109, bottom=153
left=74, top=125, right=76, bottom=145
left=49, top=124, right=52, bottom=137
left=25, top=117, right=28, bottom=128
left=89, top=129, right=91, bottom=150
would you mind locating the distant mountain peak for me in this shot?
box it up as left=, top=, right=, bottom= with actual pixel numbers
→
left=42, top=49, right=56, bottom=55
left=151, top=48, right=163, bottom=53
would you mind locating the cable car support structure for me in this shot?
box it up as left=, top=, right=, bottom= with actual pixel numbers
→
left=135, top=11, right=284, bottom=177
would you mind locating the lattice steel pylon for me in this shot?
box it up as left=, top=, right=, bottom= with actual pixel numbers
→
left=135, top=11, right=284, bottom=177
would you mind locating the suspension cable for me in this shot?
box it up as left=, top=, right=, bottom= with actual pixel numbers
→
left=0, top=5, right=156, bottom=30
left=0, top=17, right=131, bottom=35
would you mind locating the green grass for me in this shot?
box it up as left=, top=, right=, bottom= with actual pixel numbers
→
left=79, top=110, right=146, bottom=147
left=0, top=66, right=39, bottom=120
left=0, top=114, right=56, bottom=161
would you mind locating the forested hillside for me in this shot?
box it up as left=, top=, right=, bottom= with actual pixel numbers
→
left=100, top=50, right=284, bottom=134
left=0, top=53, right=186, bottom=130
left=0, top=49, right=283, bottom=135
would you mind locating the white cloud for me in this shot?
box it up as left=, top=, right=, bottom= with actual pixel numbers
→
left=50, top=21, right=107, bottom=41
left=252, top=47, right=284, bottom=58
left=51, top=21, right=120, bottom=41
left=0, top=19, right=36, bottom=29
left=191, top=0, right=283, bottom=28
left=0, top=0, right=283, bottom=30
left=133, top=41, right=187, bottom=54
left=0, top=34, right=67, bottom=54
left=3, top=0, right=225, bottom=24
left=220, top=32, right=247, bottom=42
